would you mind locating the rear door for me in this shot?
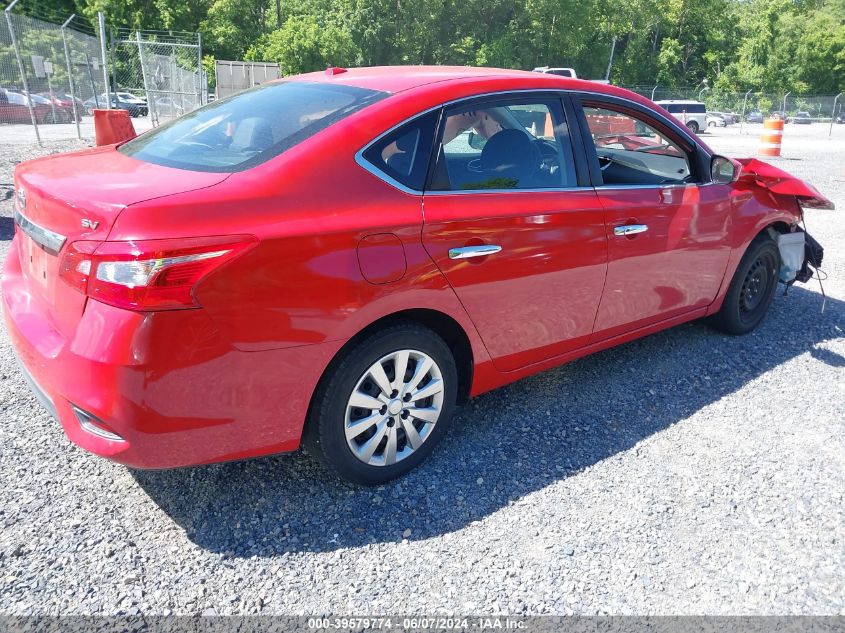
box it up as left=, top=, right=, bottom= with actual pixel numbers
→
left=422, top=93, right=607, bottom=372
left=572, top=95, right=732, bottom=341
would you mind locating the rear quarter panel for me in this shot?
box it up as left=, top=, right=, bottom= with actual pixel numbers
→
left=106, top=90, right=494, bottom=372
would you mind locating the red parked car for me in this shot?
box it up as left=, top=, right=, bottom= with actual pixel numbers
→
left=38, top=92, right=84, bottom=120
left=4, top=67, right=833, bottom=484
left=0, top=90, right=55, bottom=124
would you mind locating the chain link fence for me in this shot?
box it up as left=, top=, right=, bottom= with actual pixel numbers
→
left=1, top=9, right=111, bottom=143
left=1, top=5, right=205, bottom=145
left=112, top=29, right=203, bottom=127
left=623, top=85, right=843, bottom=123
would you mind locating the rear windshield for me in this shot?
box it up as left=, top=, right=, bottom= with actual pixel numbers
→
left=119, top=81, right=386, bottom=172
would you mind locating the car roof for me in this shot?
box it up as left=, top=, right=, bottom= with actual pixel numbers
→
left=285, top=65, right=627, bottom=98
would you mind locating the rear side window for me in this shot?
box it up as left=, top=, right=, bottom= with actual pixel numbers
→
left=361, top=111, right=439, bottom=191
left=119, top=81, right=386, bottom=173
left=665, top=103, right=705, bottom=114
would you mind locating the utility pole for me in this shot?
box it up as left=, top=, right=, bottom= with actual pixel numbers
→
left=831, top=93, right=842, bottom=138
left=98, top=12, right=111, bottom=108
left=61, top=14, right=82, bottom=139
left=739, top=89, right=752, bottom=135
left=604, top=36, right=617, bottom=82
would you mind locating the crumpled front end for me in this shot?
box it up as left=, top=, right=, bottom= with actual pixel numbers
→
left=736, top=158, right=835, bottom=210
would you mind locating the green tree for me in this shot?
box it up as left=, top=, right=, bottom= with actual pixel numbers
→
left=247, top=14, right=359, bottom=73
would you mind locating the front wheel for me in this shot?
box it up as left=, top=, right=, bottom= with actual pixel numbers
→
left=304, top=324, right=458, bottom=485
left=710, top=234, right=780, bottom=335
left=686, top=121, right=700, bottom=134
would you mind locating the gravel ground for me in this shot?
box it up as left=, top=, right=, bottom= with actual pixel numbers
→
left=0, top=124, right=843, bottom=616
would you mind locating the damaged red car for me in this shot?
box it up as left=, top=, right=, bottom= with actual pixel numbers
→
left=3, top=67, right=833, bottom=484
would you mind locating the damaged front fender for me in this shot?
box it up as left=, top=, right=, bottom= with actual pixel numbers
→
left=735, top=158, right=835, bottom=210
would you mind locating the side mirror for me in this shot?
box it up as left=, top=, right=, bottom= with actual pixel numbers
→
left=467, top=131, right=486, bottom=150
left=711, top=155, right=740, bottom=184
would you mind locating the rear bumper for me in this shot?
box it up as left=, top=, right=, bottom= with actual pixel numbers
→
left=2, top=236, right=343, bottom=469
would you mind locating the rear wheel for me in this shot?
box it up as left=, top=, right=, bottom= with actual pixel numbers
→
left=710, top=234, right=780, bottom=335
left=686, top=120, right=700, bottom=134
left=304, top=324, right=458, bottom=485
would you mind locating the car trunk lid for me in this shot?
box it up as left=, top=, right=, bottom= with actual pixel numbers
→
left=13, top=146, right=230, bottom=336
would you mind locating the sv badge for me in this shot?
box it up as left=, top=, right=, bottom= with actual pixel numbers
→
left=81, top=218, right=100, bottom=230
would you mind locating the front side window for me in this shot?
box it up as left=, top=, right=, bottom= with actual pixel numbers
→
left=583, top=106, right=693, bottom=186
left=429, top=99, right=576, bottom=191
left=119, top=81, right=386, bottom=172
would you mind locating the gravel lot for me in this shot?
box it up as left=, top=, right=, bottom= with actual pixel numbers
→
left=0, top=123, right=843, bottom=616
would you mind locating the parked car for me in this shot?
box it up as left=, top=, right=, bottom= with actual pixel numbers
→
left=835, top=112, right=845, bottom=124
left=4, top=67, right=833, bottom=484
left=39, top=92, right=85, bottom=119
left=84, top=93, right=148, bottom=117
left=655, top=99, right=707, bottom=134
left=706, top=112, right=727, bottom=127
left=0, top=90, right=59, bottom=124
left=721, top=111, right=740, bottom=125
left=769, top=111, right=789, bottom=122
left=792, top=111, right=812, bottom=124
left=746, top=110, right=764, bottom=123
left=152, top=95, right=185, bottom=117
left=114, top=91, right=146, bottom=105
left=532, top=66, right=578, bottom=78
left=25, top=92, right=74, bottom=123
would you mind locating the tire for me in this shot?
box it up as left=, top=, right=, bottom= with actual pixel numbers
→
left=708, top=121, right=716, bottom=128
left=304, top=323, right=458, bottom=485
left=710, top=234, right=780, bottom=335
left=686, top=121, right=700, bottom=134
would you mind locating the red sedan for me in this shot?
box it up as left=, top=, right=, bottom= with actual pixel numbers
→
left=3, top=67, right=833, bottom=484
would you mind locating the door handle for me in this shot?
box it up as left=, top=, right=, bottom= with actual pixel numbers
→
left=613, top=224, right=648, bottom=237
left=448, top=244, right=502, bottom=260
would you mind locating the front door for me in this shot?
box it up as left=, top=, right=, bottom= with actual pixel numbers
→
left=422, top=95, right=607, bottom=372
left=576, top=100, right=732, bottom=341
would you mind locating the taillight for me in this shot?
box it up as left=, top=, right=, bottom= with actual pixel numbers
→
left=59, top=235, right=257, bottom=311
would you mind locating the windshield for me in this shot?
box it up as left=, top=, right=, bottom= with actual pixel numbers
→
left=119, top=81, right=386, bottom=173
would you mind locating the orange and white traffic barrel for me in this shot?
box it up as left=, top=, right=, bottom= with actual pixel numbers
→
left=759, top=118, right=784, bottom=157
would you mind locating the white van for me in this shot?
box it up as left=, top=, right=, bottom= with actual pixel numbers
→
left=532, top=67, right=578, bottom=78
left=655, top=100, right=707, bottom=134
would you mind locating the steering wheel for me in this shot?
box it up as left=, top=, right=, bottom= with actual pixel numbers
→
left=596, top=151, right=614, bottom=171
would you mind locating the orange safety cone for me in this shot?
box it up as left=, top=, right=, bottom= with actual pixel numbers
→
left=759, top=118, right=784, bottom=157
left=93, top=109, right=137, bottom=146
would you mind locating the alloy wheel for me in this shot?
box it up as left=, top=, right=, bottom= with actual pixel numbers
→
left=345, top=349, right=444, bottom=467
